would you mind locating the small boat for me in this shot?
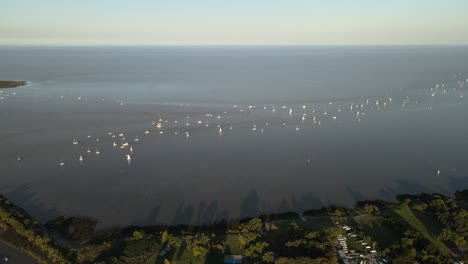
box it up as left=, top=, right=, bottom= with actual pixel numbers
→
left=289, top=108, right=292, bottom=114
left=185, top=132, right=190, bottom=138
left=134, top=136, right=139, bottom=142
left=145, top=130, right=150, bottom=134
left=79, top=155, right=83, bottom=162
left=306, top=159, right=311, bottom=165
left=95, top=148, right=100, bottom=155
left=130, top=146, right=134, bottom=153
left=296, top=125, right=299, bottom=131
left=113, top=142, right=117, bottom=147
left=437, top=170, right=441, bottom=176
left=281, top=122, right=286, bottom=126
left=126, top=154, right=131, bottom=161
left=119, top=133, right=124, bottom=137
left=59, top=161, right=65, bottom=166
left=156, top=123, right=162, bottom=128
left=73, top=138, right=78, bottom=145
left=219, top=127, right=222, bottom=134
left=86, top=147, right=91, bottom=153
left=17, top=154, right=22, bottom=162
left=122, top=142, right=129, bottom=147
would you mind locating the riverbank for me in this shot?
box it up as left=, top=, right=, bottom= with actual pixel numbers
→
left=0, top=81, right=27, bottom=89
left=0, top=190, right=467, bottom=263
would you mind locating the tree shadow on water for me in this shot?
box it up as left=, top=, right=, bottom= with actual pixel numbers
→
left=172, top=203, right=194, bottom=225
left=5, top=184, right=61, bottom=223
left=240, top=189, right=259, bottom=219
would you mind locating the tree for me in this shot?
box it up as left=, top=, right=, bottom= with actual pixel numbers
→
left=191, top=234, right=211, bottom=258
left=262, top=251, right=275, bottom=263
left=239, top=218, right=263, bottom=246
left=244, top=241, right=269, bottom=258
left=161, top=230, right=169, bottom=244
left=132, top=230, right=144, bottom=240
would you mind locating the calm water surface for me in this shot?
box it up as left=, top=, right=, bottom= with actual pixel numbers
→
left=0, top=46, right=467, bottom=227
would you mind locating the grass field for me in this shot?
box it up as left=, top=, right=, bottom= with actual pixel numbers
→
left=301, top=216, right=334, bottom=231
left=350, top=214, right=401, bottom=248
left=393, top=204, right=453, bottom=257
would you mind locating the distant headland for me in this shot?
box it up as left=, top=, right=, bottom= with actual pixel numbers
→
left=0, top=81, right=27, bottom=89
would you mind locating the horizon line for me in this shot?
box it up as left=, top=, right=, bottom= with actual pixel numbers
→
left=1, top=43, right=468, bottom=48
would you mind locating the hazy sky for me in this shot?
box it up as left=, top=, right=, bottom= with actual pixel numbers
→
left=2, top=0, right=468, bottom=45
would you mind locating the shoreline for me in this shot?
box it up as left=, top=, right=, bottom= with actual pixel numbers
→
left=1, top=189, right=467, bottom=263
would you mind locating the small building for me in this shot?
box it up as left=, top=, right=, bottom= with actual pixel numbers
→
left=224, top=255, right=243, bottom=263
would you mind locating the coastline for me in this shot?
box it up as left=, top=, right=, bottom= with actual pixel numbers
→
left=0, top=80, right=27, bottom=89
left=1, top=189, right=467, bottom=263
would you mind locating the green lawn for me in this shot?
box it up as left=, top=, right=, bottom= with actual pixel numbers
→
left=301, top=216, right=334, bottom=231
left=393, top=204, right=453, bottom=257
left=344, top=235, right=365, bottom=252
left=350, top=214, right=401, bottom=248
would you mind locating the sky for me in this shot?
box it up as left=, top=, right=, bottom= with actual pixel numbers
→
left=2, top=0, right=468, bottom=46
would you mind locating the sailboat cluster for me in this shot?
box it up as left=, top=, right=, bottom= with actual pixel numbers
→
left=11, top=74, right=467, bottom=173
